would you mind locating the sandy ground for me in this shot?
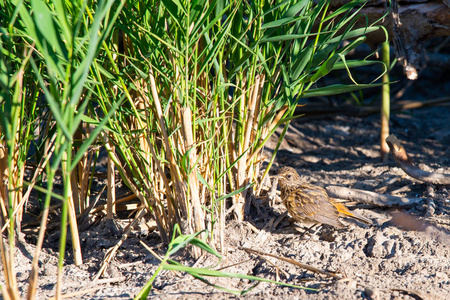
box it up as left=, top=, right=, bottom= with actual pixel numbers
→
left=5, top=101, right=450, bottom=299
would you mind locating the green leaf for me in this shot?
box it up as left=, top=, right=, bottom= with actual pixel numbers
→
left=197, top=172, right=213, bottom=192
left=327, top=26, right=381, bottom=44
left=261, top=32, right=326, bottom=43
left=70, top=95, right=125, bottom=171
left=332, top=59, right=382, bottom=70
left=290, top=45, right=313, bottom=81
left=261, top=15, right=305, bottom=29
left=283, top=0, right=309, bottom=18
left=163, top=264, right=317, bottom=291
left=31, top=0, right=66, bottom=59
left=216, top=183, right=253, bottom=203
left=304, top=83, right=387, bottom=98
left=310, top=54, right=341, bottom=83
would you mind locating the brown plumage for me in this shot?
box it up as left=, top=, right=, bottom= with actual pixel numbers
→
left=276, top=166, right=371, bottom=228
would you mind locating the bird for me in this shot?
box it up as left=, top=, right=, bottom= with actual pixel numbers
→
left=275, top=166, right=371, bottom=229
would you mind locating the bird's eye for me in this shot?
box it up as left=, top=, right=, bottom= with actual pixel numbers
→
left=286, top=174, right=292, bottom=179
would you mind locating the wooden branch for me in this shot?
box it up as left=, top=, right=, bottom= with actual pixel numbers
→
left=386, top=134, right=450, bottom=185
left=326, top=186, right=423, bottom=207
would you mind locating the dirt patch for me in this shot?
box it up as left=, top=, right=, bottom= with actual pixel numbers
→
left=6, top=104, right=450, bottom=299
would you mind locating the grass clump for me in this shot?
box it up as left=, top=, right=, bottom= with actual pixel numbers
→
left=0, top=0, right=386, bottom=298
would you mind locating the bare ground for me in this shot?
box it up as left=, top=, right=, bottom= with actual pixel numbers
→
left=6, top=101, right=450, bottom=299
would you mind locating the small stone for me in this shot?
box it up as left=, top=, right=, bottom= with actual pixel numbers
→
left=364, top=287, right=381, bottom=300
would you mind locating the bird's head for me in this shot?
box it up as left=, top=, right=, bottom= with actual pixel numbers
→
left=274, top=166, right=301, bottom=189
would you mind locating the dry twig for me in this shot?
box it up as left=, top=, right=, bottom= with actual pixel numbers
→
left=94, top=208, right=146, bottom=280
left=241, top=247, right=342, bottom=279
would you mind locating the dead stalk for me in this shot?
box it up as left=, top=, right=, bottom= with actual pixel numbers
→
left=62, top=156, right=83, bottom=266
left=181, top=107, right=204, bottom=257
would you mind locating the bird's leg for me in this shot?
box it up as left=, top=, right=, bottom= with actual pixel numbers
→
left=272, top=211, right=288, bottom=231
left=300, top=223, right=321, bottom=240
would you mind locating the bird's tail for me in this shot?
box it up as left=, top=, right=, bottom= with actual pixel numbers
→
left=332, top=201, right=372, bottom=225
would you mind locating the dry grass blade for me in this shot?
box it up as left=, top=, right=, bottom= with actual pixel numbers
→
left=45, top=277, right=127, bottom=300
left=241, top=247, right=342, bottom=279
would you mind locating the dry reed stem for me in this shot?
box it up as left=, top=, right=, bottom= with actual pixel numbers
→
left=251, top=74, right=265, bottom=143
left=180, top=107, right=204, bottom=258
left=70, top=171, right=81, bottom=214
left=1, top=285, right=12, bottom=300
left=11, top=65, right=25, bottom=230
left=101, top=132, right=170, bottom=241
left=0, top=146, right=7, bottom=219
left=72, top=129, right=83, bottom=213
left=79, top=185, right=106, bottom=224
left=47, top=287, right=102, bottom=300
left=235, top=75, right=261, bottom=219
left=83, top=151, right=95, bottom=210
left=65, top=171, right=83, bottom=266
left=12, top=169, right=24, bottom=232
left=0, top=144, right=20, bottom=299
left=233, top=80, right=247, bottom=220
left=181, top=107, right=204, bottom=222
left=148, top=65, right=185, bottom=242
left=326, top=185, right=423, bottom=207
left=219, top=174, right=226, bottom=253
left=0, top=219, right=20, bottom=300
left=148, top=67, right=171, bottom=160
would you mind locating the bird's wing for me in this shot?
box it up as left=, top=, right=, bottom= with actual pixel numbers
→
left=289, top=185, right=344, bottom=228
